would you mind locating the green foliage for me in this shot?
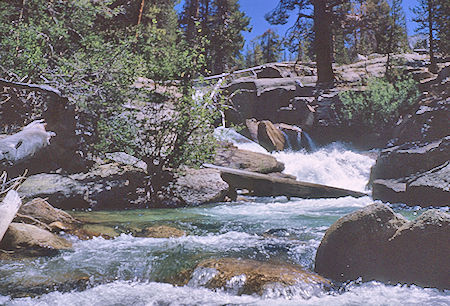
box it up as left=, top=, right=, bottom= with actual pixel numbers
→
left=0, top=0, right=218, bottom=178
left=339, top=73, right=420, bottom=130
left=180, top=0, right=251, bottom=75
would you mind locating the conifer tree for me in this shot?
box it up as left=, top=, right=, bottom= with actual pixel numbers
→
left=180, top=0, right=250, bottom=75
left=266, top=0, right=352, bottom=84
left=412, top=0, right=438, bottom=72
left=257, top=29, right=283, bottom=63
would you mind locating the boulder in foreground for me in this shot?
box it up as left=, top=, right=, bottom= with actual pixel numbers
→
left=315, top=204, right=450, bottom=289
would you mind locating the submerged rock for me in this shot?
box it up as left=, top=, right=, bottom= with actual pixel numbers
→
left=0, top=223, right=72, bottom=256
left=137, top=225, right=186, bottom=238
left=188, top=258, right=332, bottom=298
left=315, top=204, right=450, bottom=289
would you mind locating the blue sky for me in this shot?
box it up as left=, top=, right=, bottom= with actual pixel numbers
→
left=176, top=0, right=420, bottom=46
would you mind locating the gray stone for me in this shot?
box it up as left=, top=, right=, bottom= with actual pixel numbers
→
left=387, top=210, right=450, bottom=289
left=315, top=205, right=450, bottom=289
left=18, top=163, right=147, bottom=210
left=172, top=168, right=229, bottom=206
left=315, top=203, right=407, bottom=282
left=406, top=162, right=450, bottom=207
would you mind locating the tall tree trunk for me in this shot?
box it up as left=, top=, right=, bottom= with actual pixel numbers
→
left=313, top=0, right=335, bottom=84
left=428, top=0, right=438, bottom=73
left=186, top=0, right=200, bottom=42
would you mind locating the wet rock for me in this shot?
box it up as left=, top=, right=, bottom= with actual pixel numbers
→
left=0, top=223, right=72, bottom=256
left=315, top=205, right=450, bottom=289
left=189, top=258, right=332, bottom=298
left=257, top=120, right=286, bottom=152
left=214, top=143, right=284, bottom=174
left=315, top=203, right=407, bottom=282
left=17, top=198, right=80, bottom=226
left=137, top=225, right=185, bottom=238
left=2, top=273, right=91, bottom=298
left=70, top=224, right=119, bottom=240
left=171, top=168, right=229, bottom=207
left=387, top=210, right=450, bottom=289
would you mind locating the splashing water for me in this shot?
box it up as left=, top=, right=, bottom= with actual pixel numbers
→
left=1, top=128, right=447, bottom=305
left=274, top=143, right=375, bottom=192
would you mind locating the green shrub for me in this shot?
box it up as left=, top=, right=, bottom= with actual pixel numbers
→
left=338, top=73, right=420, bottom=130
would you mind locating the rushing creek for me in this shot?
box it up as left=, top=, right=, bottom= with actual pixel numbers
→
left=1, top=129, right=449, bottom=305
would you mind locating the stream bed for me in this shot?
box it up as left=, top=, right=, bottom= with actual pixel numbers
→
left=1, top=142, right=449, bottom=305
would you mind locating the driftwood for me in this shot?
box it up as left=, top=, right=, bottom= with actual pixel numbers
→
left=0, top=190, right=21, bottom=242
left=204, top=164, right=367, bottom=199
left=0, top=120, right=55, bottom=167
left=0, top=78, right=62, bottom=99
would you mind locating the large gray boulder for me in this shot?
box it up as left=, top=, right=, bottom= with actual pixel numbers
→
left=315, top=204, right=450, bottom=289
left=387, top=210, right=450, bottom=289
left=315, top=203, right=407, bottom=282
left=18, top=163, right=147, bottom=210
left=373, top=161, right=449, bottom=207
left=171, top=168, right=230, bottom=207
left=371, top=137, right=449, bottom=181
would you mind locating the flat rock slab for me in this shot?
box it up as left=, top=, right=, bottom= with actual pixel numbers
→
left=204, top=164, right=367, bottom=199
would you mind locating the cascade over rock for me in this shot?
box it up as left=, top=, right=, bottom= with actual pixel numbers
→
left=187, top=258, right=332, bottom=297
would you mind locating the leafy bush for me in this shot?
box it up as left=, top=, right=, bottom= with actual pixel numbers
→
left=338, top=73, right=420, bottom=130
left=0, top=0, right=220, bottom=202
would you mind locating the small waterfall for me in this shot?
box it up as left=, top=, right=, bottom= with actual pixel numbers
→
left=302, top=132, right=317, bottom=152
left=273, top=143, right=375, bottom=192
left=281, top=131, right=293, bottom=150
left=296, top=132, right=302, bottom=149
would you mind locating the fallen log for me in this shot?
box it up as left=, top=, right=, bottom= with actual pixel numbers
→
left=204, top=164, right=367, bottom=199
left=0, top=120, right=55, bottom=167
left=0, top=190, right=21, bottom=242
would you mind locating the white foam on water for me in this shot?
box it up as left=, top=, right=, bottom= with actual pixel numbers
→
left=200, top=196, right=373, bottom=219
left=274, top=143, right=375, bottom=192
left=3, top=280, right=449, bottom=306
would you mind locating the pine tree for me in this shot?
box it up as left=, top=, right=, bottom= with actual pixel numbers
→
left=435, top=0, right=450, bottom=57
left=266, top=0, right=352, bottom=84
left=412, top=0, right=439, bottom=72
left=180, top=0, right=250, bottom=75
left=257, top=29, right=283, bottom=63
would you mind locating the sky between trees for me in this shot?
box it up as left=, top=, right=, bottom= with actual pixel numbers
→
left=176, top=0, right=420, bottom=49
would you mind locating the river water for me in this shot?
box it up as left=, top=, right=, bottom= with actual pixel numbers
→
left=1, top=129, right=449, bottom=305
